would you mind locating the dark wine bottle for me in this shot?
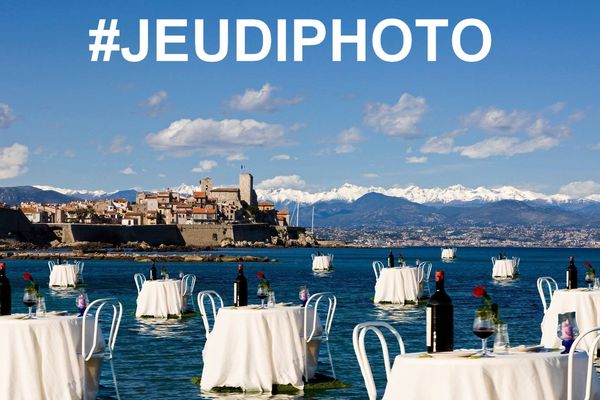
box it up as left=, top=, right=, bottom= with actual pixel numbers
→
left=150, top=263, right=157, bottom=281
left=566, top=256, right=578, bottom=290
left=0, top=262, right=12, bottom=315
left=426, top=270, right=453, bottom=353
left=234, top=263, right=248, bottom=307
left=387, top=250, right=395, bottom=268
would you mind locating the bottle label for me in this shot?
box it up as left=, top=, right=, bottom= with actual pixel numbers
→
left=233, top=282, right=238, bottom=305
left=566, top=271, right=569, bottom=289
left=426, top=307, right=432, bottom=348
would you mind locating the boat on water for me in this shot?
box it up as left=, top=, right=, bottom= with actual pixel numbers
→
left=491, top=254, right=520, bottom=280
left=312, top=252, right=334, bottom=271
left=441, top=246, right=457, bottom=261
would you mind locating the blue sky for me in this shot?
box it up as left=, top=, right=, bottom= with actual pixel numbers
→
left=1, top=1, right=599, bottom=197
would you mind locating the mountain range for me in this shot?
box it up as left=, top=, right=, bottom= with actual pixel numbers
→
left=0, top=184, right=599, bottom=228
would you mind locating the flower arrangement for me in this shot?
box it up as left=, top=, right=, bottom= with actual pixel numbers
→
left=23, top=272, right=40, bottom=296
left=257, top=271, right=270, bottom=290
left=584, top=262, right=595, bottom=277
left=472, top=285, right=501, bottom=323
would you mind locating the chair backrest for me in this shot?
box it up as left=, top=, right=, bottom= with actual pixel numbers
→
left=353, top=321, right=406, bottom=400
left=181, top=274, right=196, bottom=297
left=536, top=277, right=558, bottom=312
left=513, top=257, right=520, bottom=270
left=567, top=326, right=600, bottom=400
left=82, top=298, right=123, bottom=361
left=197, top=290, right=223, bottom=339
left=304, top=292, right=337, bottom=343
left=48, top=260, right=55, bottom=272
left=134, top=273, right=146, bottom=294
left=77, top=261, right=85, bottom=275
left=372, top=261, right=384, bottom=281
left=491, top=256, right=497, bottom=265
left=417, top=262, right=432, bottom=283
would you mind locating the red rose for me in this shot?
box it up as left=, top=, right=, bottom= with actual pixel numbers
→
left=257, top=271, right=264, bottom=279
left=23, top=272, right=32, bottom=281
left=585, top=262, right=592, bottom=268
left=472, top=285, right=486, bottom=298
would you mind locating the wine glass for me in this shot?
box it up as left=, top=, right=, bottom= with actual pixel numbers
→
left=473, top=309, right=495, bottom=357
left=23, top=290, right=37, bottom=319
left=257, top=285, right=269, bottom=308
left=585, top=271, right=595, bottom=290
left=299, top=286, right=309, bottom=307
left=76, top=291, right=89, bottom=316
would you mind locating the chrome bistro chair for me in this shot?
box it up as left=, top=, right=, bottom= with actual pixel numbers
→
left=197, top=290, right=224, bottom=340
left=536, top=276, right=558, bottom=313
left=567, top=326, right=600, bottom=400
left=372, top=261, right=384, bottom=281
left=353, top=321, right=406, bottom=400
left=134, top=273, right=146, bottom=294
left=81, top=298, right=123, bottom=400
left=303, top=292, right=337, bottom=382
left=181, top=274, right=197, bottom=312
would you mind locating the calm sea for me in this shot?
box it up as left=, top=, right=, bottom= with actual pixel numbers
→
left=3, top=247, right=599, bottom=399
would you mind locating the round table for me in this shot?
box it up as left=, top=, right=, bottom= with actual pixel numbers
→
left=49, top=263, right=79, bottom=287
left=383, top=351, right=599, bottom=400
left=374, top=267, right=420, bottom=304
left=492, top=259, right=517, bottom=278
left=541, top=288, right=600, bottom=349
left=136, top=279, right=184, bottom=318
left=0, top=314, right=103, bottom=400
left=201, top=304, right=322, bottom=392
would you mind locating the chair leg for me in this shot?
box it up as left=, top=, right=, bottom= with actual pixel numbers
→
left=110, top=358, right=121, bottom=400
left=326, top=340, right=336, bottom=380
left=81, top=358, right=87, bottom=400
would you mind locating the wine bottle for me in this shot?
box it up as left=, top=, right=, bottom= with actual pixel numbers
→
left=150, top=263, right=157, bottom=280
left=0, top=262, right=12, bottom=315
left=566, top=256, right=578, bottom=290
left=426, top=270, right=453, bottom=353
left=387, top=250, right=395, bottom=268
left=234, top=263, right=248, bottom=307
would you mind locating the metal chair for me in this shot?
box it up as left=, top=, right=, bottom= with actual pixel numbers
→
left=181, top=274, right=197, bottom=312
left=81, top=298, right=123, bottom=400
left=353, top=321, right=405, bottom=400
left=567, top=326, right=600, bottom=400
left=536, top=276, right=558, bottom=313
left=372, top=261, right=384, bottom=281
left=303, top=292, right=337, bottom=382
left=134, top=273, right=146, bottom=294
left=417, top=262, right=433, bottom=298
left=75, top=261, right=85, bottom=284
left=197, top=290, right=223, bottom=339
left=48, top=260, right=55, bottom=273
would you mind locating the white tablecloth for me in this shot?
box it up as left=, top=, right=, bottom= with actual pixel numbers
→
left=201, top=305, right=322, bottom=392
left=383, top=351, right=599, bottom=400
left=136, top=279, right=183, bottom=318
left=49, top=264, right=78, bottom=287
left=374, top=267, right=420, bottom=304
left=541, top=289, right=600, bottom=349
left=492, top=259, right=517, bottom=278
left=0, top=314, right=103, bottom=400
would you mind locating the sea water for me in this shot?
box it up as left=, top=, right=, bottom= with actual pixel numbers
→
left=4, top=247, right=599, bottom=399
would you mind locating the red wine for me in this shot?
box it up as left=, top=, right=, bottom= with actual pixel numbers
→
left=150, top=264, right=157, bottom=280
left=566, top=256, right=578, bottom=290
left=0, top=262, right=11, bottom=315
left=234, top=264, right=248, bottom=307
left=23, top=300, right=36, bottom=308
left=473, top=329, right=494, bottom=339
left=387, top=250, right=394, bottom=268
left=426, top=271, right=454, bottom=353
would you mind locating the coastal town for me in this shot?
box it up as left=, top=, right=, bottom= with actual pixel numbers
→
left=12, top=172, right=291, bottom=228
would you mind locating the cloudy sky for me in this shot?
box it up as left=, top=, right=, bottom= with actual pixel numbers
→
left=1, top=1, right=599, bottom=197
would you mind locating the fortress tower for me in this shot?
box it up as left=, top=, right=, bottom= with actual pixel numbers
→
left=239, top=173, right=257, bottom=207
left=199, top=177, right=213, bottom=196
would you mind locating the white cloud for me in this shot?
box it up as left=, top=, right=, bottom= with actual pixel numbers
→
left=0, top=143, right=28, bottom=179
left=592, top=143, right=600, bottom=150
left=63, top=149, right=76, bottom=158
left=463, top=107, right=530, bottom=134
left=145, top=117, right=287, bottom=157
left=567, top=111, right=585, bottom=123
left=0, top=103, right=16, bottom=129
left=333, top=127, right=364, bottom=154
left=364, top=93, right=428, bottom=138
left=527, top=118, right=570, bottom=138
left=420, top=129, right=466, bottom=154
left=226, top=153, right=247, bottom=161
left=158, top=173, right=166, bottom=178
left=256, top=175, right=306, bottom=190
left=559, top=181, right=600, bottom=198
left=191, top=160, right=218, bottom=173
left=109, top=136, right=133, bottom=153
left=142, top=90, right=168, bottom=117
left=455, top=136, right=559, bottom=159
left=228, top=83, right=303, bottom=113
left=406, top=156, right=427, bottom=164
left=120, top=166, right=137, bottom=175
left=362, top=173, right=379, bottom=178
left=546, top=102, right=566, bottom=113
left=271, top=154, right=290, bottom=161
left=335, top=144, right=355, bottom=154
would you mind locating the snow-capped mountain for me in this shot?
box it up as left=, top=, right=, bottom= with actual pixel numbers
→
left=33, top=185, right=110, bottom=199
left=255, top=183, right=577, bottom=205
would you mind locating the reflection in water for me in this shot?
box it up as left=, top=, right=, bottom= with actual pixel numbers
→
left=371, top=303, right=423, bottom=324
left=201, top=392, right=301, bottom=400
left=135, top=318, right=190, bottom=338
left=312, top=271, right=334, bottom=278
left=48, top=287, right=79, bottom=298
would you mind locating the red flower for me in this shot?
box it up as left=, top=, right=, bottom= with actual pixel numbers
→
left=257, top=271, right=264, bottom=279
left=585, top=262, right=592, bottom=268
left=472, top=285, right=486, bottom=298
left=23, top=272, right=32, bottom=281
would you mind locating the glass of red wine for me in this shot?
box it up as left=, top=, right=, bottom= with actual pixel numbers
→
left=257, top=285, right=269, bottom=308
left=23, top=289, right=37, bottom=319
left=473, top=309, right=495, bottom=357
